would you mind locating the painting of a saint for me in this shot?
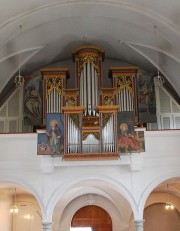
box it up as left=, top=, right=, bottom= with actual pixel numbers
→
left=117, top=112, right=145, bottom=153
left=37, top=113, right=64, bottom=155
left=118, top=122, right=140, bottom=152
left=47, top=119, right=64, bottom=153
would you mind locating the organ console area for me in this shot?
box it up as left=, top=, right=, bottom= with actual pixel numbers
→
left=37, top=45, right=145, bottom=160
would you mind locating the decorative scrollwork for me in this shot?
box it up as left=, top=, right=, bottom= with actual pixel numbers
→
left=65, top=96, right=77, bottom=106
left=102, top=112, right=113, bottom=127
left=83, top=132, right=100, bottom=141
left=78, top=52, right=100, bottom=78
left=103, top=95, right=113, bottom=105
left=116, top=75, right=134, bottom=95
left=46, top=77, right=62, bottom=96
left=70, top=114, right=80, bottom=127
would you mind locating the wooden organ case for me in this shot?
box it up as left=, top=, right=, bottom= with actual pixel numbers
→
left=40, top=46, right=140, bottom=160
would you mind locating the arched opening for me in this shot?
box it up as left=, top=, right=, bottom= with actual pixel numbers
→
left=0, top=182, right=43, bottom=231
left=51, top=178, right=136, bottom=231
left=144, top=203, right=180, bottom=231
left=144, top=177, right=180, bottom=231
left=71, top=205, right=112, bottom=231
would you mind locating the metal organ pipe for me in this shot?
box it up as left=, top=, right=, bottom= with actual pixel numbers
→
left=91, top=64, right=95, bottom=116
left=87, top=61, right=91, bottom=115
left=67, top=115, right=80, bottom=153
left=82, top=134, right=100, bottom=153
left=84, top=66, right=87, bottom=115
left=94, top=70, right=98, bottom=114
left=102, top=114, right=115, bottom=152
left=80, top=72, right=83, bottom=108
left=46, top=89, right=61, bottom=113
left=118, top=88, right=134, bottom=112
left=79, top=61, right=98, bottom=116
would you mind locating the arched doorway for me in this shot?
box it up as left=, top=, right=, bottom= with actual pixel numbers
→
left=143, top=177, right=180, bottom=231
left=0, top=183, right=43, bottom=231
left=144, top=203, right=180, bottom=231
left=71, top=205, right=112, bottom=231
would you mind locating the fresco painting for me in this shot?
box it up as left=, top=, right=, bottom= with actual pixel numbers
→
left=117, top=112, right=145, bottom=153
left=37, top=113, right=64, bottom=155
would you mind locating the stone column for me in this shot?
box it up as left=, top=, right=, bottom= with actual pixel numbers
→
left=134, top=220, right=144, bottom=231
left=42, top=222, right=52, bottom=231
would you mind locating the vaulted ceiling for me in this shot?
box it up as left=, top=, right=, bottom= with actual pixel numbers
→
left=1, top=0, right=180, bottom=102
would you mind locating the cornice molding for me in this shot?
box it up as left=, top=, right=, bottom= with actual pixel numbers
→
left=145, top=130, right=180, bottom=137
left=0, top=133, right=36, bottom=140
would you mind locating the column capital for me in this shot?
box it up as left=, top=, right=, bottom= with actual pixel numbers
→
left=134, top=219, right=144, bottom=225
left=133, top=220, right=145, bottom=231
left=42, top=222, right=52, bottom=231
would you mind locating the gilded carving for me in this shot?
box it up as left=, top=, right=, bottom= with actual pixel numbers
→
left=77, top=52, right=100, bottom=78
left=70, top=114, right=80, bottom=127
left=65, top=96, right=77, bottom=106
left=103, top=95, right=113, bottom=105
left=46, top=77, right=63, bottom=96
left=83, top=132, right=100, bottom=141
left=115, top=75, right=134, bottom=95
left=102, top=112, right=113, bottom=127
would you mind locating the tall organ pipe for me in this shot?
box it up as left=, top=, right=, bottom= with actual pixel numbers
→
left=79, top=61, right=99, bottom=116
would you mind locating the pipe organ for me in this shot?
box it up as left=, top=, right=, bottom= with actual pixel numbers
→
left=38, top=46, right=143, bottom=160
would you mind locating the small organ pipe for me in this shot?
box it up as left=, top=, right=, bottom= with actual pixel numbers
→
left=91, top=64, right=95, bottom=115
left=80, top=72, right=83, bottom=106
left=94, top=70, right=98, bottom=113
left=51, top=91, right=53, bottom=113
left=83, top=67, right=87, bottom=115
left=68, top=115, right=70, bottom=153
left=87, top=61, right=91, bottom=115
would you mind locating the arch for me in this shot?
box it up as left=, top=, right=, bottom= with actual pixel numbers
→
left=138, top=171, right=180, bottom=218
left=0, top=175, right=46, bottom=221
left=143, top=203, right=180, bottom=231
left=56, top=193, right=129, bottom=231
left=46, top=174, right=138, bottom=221
left=145, top=192, right=180, bottom=214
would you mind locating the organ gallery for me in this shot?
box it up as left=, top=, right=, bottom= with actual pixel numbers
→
left=28, top=46, right=150, bottom=160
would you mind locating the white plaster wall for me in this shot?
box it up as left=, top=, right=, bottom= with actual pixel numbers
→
left=0, top=129, right=179, bottom=229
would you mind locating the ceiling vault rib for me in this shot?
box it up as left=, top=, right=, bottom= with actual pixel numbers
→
left=125, top=41, right=180, bottom=64
left=121, top=41, right=167, bottom=77
left=0, top=46, right=45, bottom=64
left=0, top=25, right=22, bottom=50
left=0, top=49, right=43, bottom=94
